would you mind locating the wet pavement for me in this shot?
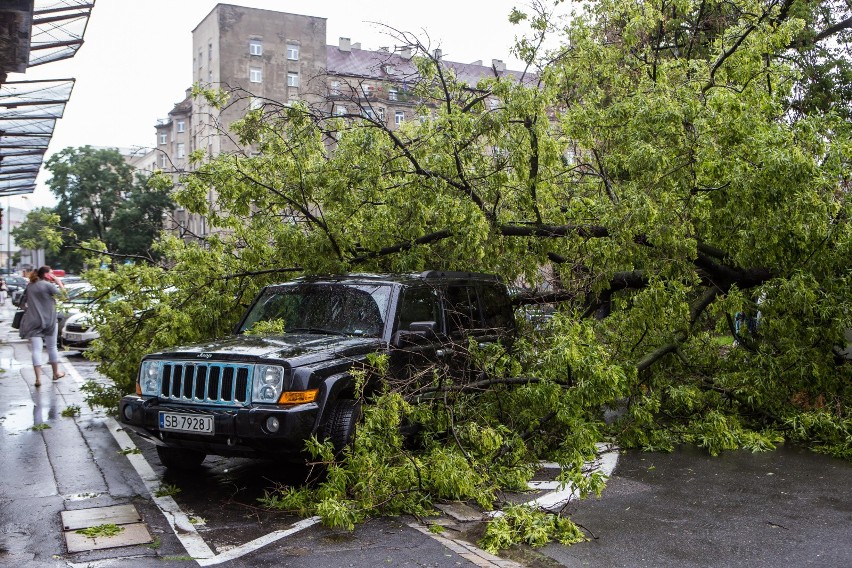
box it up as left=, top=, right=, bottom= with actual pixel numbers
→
left=1, top=299, right=850, bottom=567
left=543, top=445, right=852, bottom=567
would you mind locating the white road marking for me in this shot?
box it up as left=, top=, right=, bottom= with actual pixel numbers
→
left=408, top=522, right=523, bottom=568
left=62, top=360, right=319, bottom=564
left=521, top=443, right=619, bottom=512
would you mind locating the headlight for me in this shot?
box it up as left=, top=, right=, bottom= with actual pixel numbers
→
left=252, top=364, right=285, bottom=402
left=138, top=360, right=161, bottom=395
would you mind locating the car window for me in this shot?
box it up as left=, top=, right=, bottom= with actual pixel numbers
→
left=445, top=285, right=482, bottom=335
left=479, top=284, right=514, bottom=329
left=397, top=286, right=441, bottom=332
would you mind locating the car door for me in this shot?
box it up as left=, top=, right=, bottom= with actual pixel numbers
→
left=389, top=285, right=445, bottom=388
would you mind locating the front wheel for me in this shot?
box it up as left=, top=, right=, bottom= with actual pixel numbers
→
left=156, top=445, right=206, bottom=470
left=322, top=399, right=361, bottom=455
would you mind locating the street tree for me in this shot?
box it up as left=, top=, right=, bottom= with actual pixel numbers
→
left=80, top=0, right=850, bottom=550
left=41, top=146, right=174, bottom=271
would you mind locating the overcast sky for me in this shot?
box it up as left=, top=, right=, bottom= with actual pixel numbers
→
left=10, top=0, right=547, bottom=210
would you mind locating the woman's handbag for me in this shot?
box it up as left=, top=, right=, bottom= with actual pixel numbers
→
left=12, top=308, right=24, bottom=329
left=11, top=289, right=26, bottom=329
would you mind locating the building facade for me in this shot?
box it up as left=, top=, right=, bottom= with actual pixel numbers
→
left=155, top=3, right=525, bottom=239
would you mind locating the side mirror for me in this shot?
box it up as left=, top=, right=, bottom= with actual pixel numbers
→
left=408, top=321, right=437, bottom=334
left=393, top=321, right=438, bottom=347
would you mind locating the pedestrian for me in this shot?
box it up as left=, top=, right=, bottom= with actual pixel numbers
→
left=19, top=265, right=66, bottom=387
left=0, top=277, right=6, bottom=305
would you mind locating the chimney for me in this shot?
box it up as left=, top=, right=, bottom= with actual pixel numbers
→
left=492, top=59, right=506, bottom=72
left=470, top=60, right=482, bottom=66
left=352, top=42, right=361, bottom=50
left=400, top=46, right=413, bottom=59
left=339, top=37, right=351, bottom=52
left=434, top=48, right=442, bottom=60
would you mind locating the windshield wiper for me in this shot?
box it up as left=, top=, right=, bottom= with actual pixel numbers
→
left=287, top=327, right=349, bottom=336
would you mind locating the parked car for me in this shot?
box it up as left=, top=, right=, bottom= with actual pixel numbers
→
left=119, top=271, right=517, bottom=470
left=5, top=275, right=28, bottom=299
left=60, top=310, right=99, bottom=350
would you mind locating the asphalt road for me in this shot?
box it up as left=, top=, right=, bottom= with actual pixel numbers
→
left=541, top=445, right=852, bottom=567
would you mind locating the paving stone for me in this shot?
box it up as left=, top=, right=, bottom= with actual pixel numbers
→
left=64, top=522, right=152, bottom=552
left=60, top=503, right=142, bottom=530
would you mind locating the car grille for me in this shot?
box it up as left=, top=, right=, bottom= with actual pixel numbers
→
left=66, top=323, right=90, bottom=333
left=159, top=362, right=252, bottom=407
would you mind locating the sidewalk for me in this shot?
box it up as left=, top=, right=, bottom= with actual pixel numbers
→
left=0, top=302, right=188, bottom=567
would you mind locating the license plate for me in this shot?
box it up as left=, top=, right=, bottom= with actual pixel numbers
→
left=66, top=333, right=82, bottom=341
left=159, top=412, right=214, bottom=435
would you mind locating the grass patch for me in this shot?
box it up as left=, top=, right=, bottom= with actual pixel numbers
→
left=118, top=447, right=142, bottom=455
left=154, top=483, right=181, bottom=497
left=30, top=423, right=51, bottom=431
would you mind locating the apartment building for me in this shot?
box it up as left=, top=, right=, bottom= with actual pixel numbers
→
left=155, top=3, right=525, bottom=238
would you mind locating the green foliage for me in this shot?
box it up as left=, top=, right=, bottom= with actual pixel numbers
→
left=118, top=447, right=142, bottom=455
left=244, top=318, right=286, bottom=336
left=75, top=524, right=124, bottom=538
left=480, top=505, right=586, bottom=553
left=60, top=405, right=81, bottom=418
left=30, top=423, right=51, bottom=431
left=154, top=484, right=181, bottom=497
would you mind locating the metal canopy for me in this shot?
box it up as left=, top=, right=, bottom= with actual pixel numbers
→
left=0, top=0, right=93, bottom=197
left=0, top=78, right=73, bottom=195
left=29, top=1, right=94, bottom=67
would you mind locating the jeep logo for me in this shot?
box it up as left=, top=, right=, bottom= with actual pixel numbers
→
left=197, top=353, right=213, bottom=359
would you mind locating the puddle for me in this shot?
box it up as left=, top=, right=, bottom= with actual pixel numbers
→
left=0, top=400, right=36, bottom=433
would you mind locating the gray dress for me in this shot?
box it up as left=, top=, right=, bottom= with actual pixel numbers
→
left=19, top=280, right=60, bottom=339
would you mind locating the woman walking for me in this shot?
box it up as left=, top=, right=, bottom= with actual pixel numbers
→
left=19, top=266, right=65, bottom=387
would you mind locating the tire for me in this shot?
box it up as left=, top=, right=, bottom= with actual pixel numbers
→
left=156, top=445, right=206, bottom=470
left=322, top=399, right=361, bottom=455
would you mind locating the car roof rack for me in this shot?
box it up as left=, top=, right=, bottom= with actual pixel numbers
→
left=418, top=271, right=500, bottom=281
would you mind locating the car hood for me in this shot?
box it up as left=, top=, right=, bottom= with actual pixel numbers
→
left=147, top=333, right=386, bottom=367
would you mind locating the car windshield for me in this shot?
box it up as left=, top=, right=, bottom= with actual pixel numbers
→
left=239, top=283, right=392, bottom=338
left=64, top=284, right=99, bottom=305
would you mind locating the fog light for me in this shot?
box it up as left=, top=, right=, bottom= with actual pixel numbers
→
left=266, top=416, right=280, bottom=433
left=123, top=405, right=134, bottom=421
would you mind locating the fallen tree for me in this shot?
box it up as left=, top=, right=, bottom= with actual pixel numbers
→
left=73, top=0, right=849, bottom=552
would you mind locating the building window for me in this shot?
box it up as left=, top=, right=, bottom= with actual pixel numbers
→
left=395, top=111, right=405, bottom=125
left=208, top=42, right=212, bottom=61
left=208, top=69, right=213, bottom=83
left=177, top=143, right=185, bottom=159
left=158, top=133, right=167, bottom=145
left=250, top=67, right=262, bottom=83
left=378, top=107, right=385, bottom=121
left=249, top=40, right=262, bottom=56
left=287, top=44, right=299, bottom=60
left=388, top=87, right=398, bottom=101
left=329, top=81, right=340, bottom=96
left=159, top=154, right=167, bottom=168
left=362, top=84, right=372, bottom=97
left=363, top=108, right=375, bottom=119
left=287, top=72, right=299, bottom=87
left=176, top=120, right=185, bottom=133
left=334, top=105, right=346, bottom=116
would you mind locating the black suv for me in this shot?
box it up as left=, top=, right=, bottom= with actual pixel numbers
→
left=119, top=272, right=516, bottom=469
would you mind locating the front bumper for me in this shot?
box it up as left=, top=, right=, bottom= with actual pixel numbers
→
left=119, top=395, right=320, bottom=457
